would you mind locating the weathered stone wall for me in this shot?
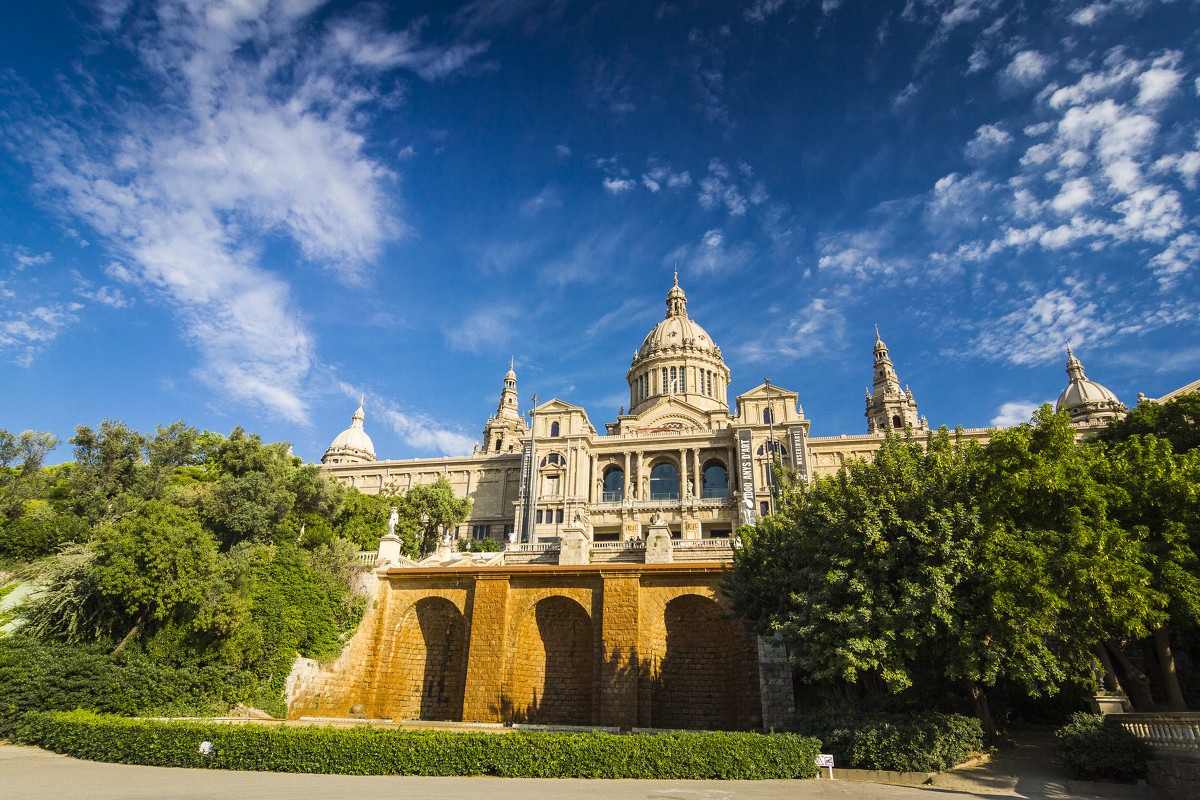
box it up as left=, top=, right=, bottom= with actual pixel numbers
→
left=288, top=562, right=787, bottom=731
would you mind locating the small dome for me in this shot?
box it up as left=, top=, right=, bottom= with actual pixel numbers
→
left=323, top=400, right=376, bottom=464
left=1055, top=346, right=1126, bottom=425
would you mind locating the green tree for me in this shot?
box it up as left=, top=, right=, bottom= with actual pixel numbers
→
left=1096, top=392, right=1200, bottom=454
left=68, top=421, right=148, bottom=524
left=403, top=477, right=472, bottom=556
left=90, top=501, right=220, bottom=653
left=0, top=429, right=60, bottom=521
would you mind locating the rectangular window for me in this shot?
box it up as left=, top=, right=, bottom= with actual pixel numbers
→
left=503, top=525, right=513, bottom=538
left=760, top=501, right=770, bottom=517
left=556, top=509, right=564, bottom=524
left=536, top=509, right=543, bottom=524
left=681, top=369, right=686, bottom=392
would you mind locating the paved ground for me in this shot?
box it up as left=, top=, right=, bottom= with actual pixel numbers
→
left=0, top=731, right=1159, bottom=800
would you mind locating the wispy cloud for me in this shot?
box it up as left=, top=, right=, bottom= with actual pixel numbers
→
left=990, top=400, right=1045, bottom=426
left=337, top=382, right=476, bottom=456
left=740, top=298, right=845, bottom=362
left=0, top=303, right=82, bottom=367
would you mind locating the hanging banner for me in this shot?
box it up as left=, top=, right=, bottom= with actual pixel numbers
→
left=789, top=425, right=812, bottom=485
left=516, top=440, right=536, bottom=542
left=737, top=428, right=756, bottom=523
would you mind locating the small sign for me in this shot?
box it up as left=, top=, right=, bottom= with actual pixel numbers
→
left=815, top=754, right=835, bottom=767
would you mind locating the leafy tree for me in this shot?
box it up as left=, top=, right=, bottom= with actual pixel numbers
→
left=68, top=421, right=148, bottom=524
left=90, top=501, right=221, bottom=653
left=404, top=477, right=472, bottom=556
left=0, top=429, right=60, bottom=521
left=1096, top=392, right=1200, bottom=454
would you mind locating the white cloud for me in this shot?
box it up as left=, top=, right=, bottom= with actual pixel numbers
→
left=743, top=0, right=787, bottom=24
left=603, top=177, right=636, bottom=194
left=1003, top=50, right=1052, bottom=88
left=965, top=284, right=1115, bottom=365
left=641, top=174, right=661, bottom=192
left=555, top=144, right=572, bottom=158
left=990, top=401, right=1044, bottom=426
left=339, top=383, right=476, bottom=456
left=445, top=305, right=519, bottom=353
left=14, top=0, right=427, bottom=422
left=0, top=303, right=82, bottom=367
left=964, top=123, right=1012, bottom=162
left=741, top=298, right=845, bottom=362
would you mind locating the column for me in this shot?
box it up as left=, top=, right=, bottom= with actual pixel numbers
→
left=623, top=451, right=630, bottom=501
left=692, top=448, right=702, bottom=498
left=462, top=575, right=511, bottom=723
left=597, top=570, right=641, bottom=728
left=678, top=448, right=687, bottom=506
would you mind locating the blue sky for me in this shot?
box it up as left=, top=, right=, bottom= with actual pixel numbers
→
left=2, top=0, right=1198, bottom=464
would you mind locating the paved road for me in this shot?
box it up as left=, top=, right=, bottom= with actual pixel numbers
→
left=0, top=745, right=993, bottom=800
left=0, top=744, right=1155, bottom=800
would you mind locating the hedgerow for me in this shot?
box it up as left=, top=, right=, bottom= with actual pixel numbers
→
left=1054, top=712, right=1151, bottom=781
left=18, top=710, right=820, bottom=780
left=785, top=711, right=982, bottom=772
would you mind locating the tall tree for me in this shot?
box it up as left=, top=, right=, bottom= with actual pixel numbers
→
left=0, top=429, right=60, bottom=520
left=1096, top=392, right=1200, bottom=454
left=404, top=477, right=472, bottom=556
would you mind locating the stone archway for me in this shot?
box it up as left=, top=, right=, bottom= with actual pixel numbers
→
left=648, top=594, right=755, bottom=730
left=388, top=596, right=468, bottom=721
left=504, top=596, right=593, bottom=724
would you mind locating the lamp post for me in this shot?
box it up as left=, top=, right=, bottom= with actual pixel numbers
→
left=419, top=511, right=431, bottom=556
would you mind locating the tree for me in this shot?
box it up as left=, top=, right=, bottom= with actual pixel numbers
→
left=1096, top=392, right=1200, bottom=454
left=90, top=501, right=220, bottom=653
left=403, top=477, right=472, bottom=556
left=68, top=421, right=148, bottom=524
left=0, top=429, right=60, bottom=521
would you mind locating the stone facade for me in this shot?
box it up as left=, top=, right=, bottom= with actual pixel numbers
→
left=321, top=277, right=990, bottom=548
left=288, top=562, right=767, bottom=730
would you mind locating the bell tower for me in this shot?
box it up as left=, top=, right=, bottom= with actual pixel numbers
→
left=865, top=329, right=927, bottom=434
left=480, top=359, right=528, bottom=453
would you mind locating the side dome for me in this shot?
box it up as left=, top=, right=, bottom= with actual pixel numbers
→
left=322, top=399, right=377, bottom=465
left=1055, top=346, right=1127, bottom=427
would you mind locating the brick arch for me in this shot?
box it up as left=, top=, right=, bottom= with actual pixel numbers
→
left=644, top=593, right=758, bottom=730
left=503, top=595, right=593, bottom=724
left=385, top=596, right=469, bottom=721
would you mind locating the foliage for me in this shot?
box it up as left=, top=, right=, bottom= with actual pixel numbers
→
left=0, top=639, right=236, bottom=738
left=786, top=712, right=983, bottom=772
left=18, top=711, right=821, bottom=779
left=0, top=429, right=60, bottom=521
left=0, top=508, right=90, bottom=561
left=1096, top=392, right=1200, bottom=454
left=332, top=489, right=406, bottom=551
left=404, top=477, right=472, bottom=556
left=18, top=544, right=127, bottom=644
left=459, top=537, right=501, bottom=552
left=1054, top=712, right=1151, bottom=781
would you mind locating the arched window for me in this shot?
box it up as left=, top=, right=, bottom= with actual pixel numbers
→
left=550, top=421, right=560, bottom=437
left=602, top=467, right=624, bottom=502
left=494, top=437, right=502, bottom=451
left=650, top=462, right=679, bottom=500
left=540, top=453, right=565, bottom=467
left=756, top=441, right=787, bottom=457
left=702, top=461, right=728, bottom=499
left=680, top=368, right=686, bottom=392
left=892, top=415, right=902, bottom=428
left=670, top=366, right=677, bottom=393
left=661, top=368, right=667, bottom=394
left=763, top=407, right=774, bottom=424
left=707, top=371, right=713, bottom=396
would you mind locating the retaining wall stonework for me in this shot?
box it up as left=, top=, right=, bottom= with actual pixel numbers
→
left=287, top=562, right=790, bottom=731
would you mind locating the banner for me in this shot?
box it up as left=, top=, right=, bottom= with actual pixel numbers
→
left=788, top=425, right=811, bottom=485
left=737, top=428, right=756, bottom=523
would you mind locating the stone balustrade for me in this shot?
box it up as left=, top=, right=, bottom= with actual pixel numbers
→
left=1111, top=712, right=1200, bottom=756
left=356, top=551, right=378, bottom=564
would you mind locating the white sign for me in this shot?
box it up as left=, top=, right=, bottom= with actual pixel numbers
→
left=815, top=754, right=835, bottom=767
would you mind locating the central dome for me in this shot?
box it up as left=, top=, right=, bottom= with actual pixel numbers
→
left=626, top=276, right=730, bottom=416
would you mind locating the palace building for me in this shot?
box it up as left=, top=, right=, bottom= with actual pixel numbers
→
left=319, top=277, right=1009, bottom=550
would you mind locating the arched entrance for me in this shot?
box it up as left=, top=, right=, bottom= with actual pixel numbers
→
left=505, top=596, right=593, bottom=724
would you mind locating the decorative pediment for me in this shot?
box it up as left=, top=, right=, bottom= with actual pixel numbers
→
left=737, top=382, right=799, bottom=402
left=627, top=396, right=711, bottom=433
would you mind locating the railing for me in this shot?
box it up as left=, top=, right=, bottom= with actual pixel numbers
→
left=591, top=540, right=646, bottom=550
left=507, top=543, right=561, bottom=552
left=649, top=491, right=679, bottom=501
left=672, top=538, right=732, bottom=549
left=1110, top=713, right=1200, bottom=755
left=601, top=491, right=624, bottom=502
left=356, top=551, right=378, bottom=564
left=696, top=497, right=734, bottom=507
left=702, top=487, right=728, bottom=499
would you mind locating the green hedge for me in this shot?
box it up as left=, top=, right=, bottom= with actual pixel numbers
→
left=18, top=711, right=821, bottom=779
left=785, top=712, right=983, bottom=772
left=1054, top=712, right=1151, bottom=781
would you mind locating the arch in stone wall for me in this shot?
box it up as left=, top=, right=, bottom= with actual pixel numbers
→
left=646, top=593, right=757, bottom=730
left=503, top=595, right=594, bottom=724
left=385, top=596, right=469, bottom=721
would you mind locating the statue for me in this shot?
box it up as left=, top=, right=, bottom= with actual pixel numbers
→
left=686, top=478, right=694, bottom=498
left=650, top=511, right=665, bottom=526
left=387, top=506, right=399, bottom=537
left=740, top=497, right=755, bottom=525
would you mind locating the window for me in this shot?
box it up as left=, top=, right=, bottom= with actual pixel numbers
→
left=702, top=462, right=728, bottom=499
left=556, top=509, right=564, bottom=524
left=680, top=368, right=686, bottom=392
left=550, top=421, right=560, bottom=437
left=760, top=501, right=770, bottom=517
left=544, top=474, right=560, bottom=496
left=763, top=407, right=774, bottom=424
left=602, top=467, right=624, bottom=502
left=650, top=462, right=679, bottom=500
left=708, top=371, right=713, bottom=396
left=661, top=368, right=667, bottom=393
left=540, top=453, right=565, bottom=467
left=536, top=509, right=543, bottom=524
left=892, top=414, right=902, bottom=428
left=757, top=441, right=787, bottom=456
left=670, top=366, right=676, bottom=393
left=494, top=437, right=502, bottom=451
left=503, top=524, right=513, bottom=539
left=472, top=524, right=491, bottom=540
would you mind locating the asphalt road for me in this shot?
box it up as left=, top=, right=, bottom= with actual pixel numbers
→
left=2, top=745, right=991, bottom=800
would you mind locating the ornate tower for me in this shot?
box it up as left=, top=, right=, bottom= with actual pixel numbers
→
left=865, top=329, right=927, bottom=434
left=322, top=398, right=377, bottom=465
left=480, top=359, right=528, bottom=453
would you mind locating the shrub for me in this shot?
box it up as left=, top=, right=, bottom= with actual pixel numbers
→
left=18, top=711, right=821, bottom=779
left=786, top=711, right=983, bottom=772
left=1054, top=712, right=1151, bottom=781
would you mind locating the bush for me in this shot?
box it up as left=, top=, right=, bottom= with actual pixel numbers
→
left=786, top=711, right=983, bottom=772
left=1054, top=712, right=1151, bottom=781
left=0, top=638, right=237, bottom=737
left=17, top=711, right=821, bottom=779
